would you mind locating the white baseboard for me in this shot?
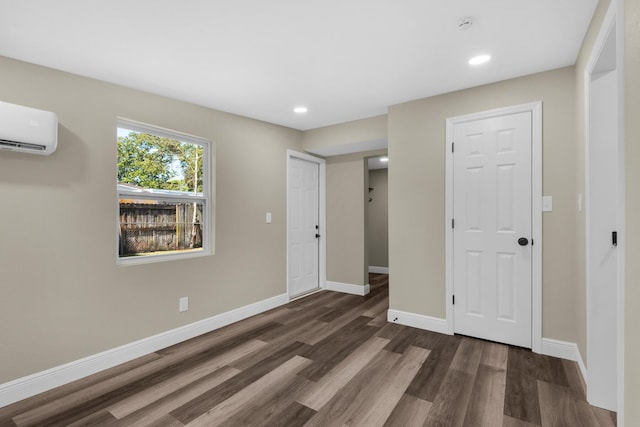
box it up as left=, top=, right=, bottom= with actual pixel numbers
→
left=387, top=309, right=452, bottom=335
left=0, top=292, right=289, bottom=408
left=368, top=266, right=389, bottom=274
left=325, top=281, right=370, bottom=296
left=541, top=338, right=587, bottom=379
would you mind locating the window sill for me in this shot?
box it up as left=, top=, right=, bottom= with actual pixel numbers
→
left=117, top=249, right=211, bottom=266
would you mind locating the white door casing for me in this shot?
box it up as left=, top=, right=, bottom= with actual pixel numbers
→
left=585, top=2, right=623, bottom=412
left=287, top=151, right=326, bottom=298
left=446, top=102, right=542, bottom=352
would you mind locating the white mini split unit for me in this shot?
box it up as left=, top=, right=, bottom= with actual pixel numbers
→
left=0, top=100, right=58, bottom=155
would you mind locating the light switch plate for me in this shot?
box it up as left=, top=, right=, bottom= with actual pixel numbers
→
left=266, top=212, right=272, bottom=223
left=542, top=196, right=553, bottom=212
left=578, top=193, right=583, bottom=212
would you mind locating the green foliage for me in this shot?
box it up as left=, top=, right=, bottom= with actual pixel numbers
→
left=170, top=140, right=204, bottom=193
left=117, top=131, right=204, bottom=193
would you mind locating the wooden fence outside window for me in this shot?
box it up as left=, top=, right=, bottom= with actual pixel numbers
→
left=118, top=202, right=203, bottom=256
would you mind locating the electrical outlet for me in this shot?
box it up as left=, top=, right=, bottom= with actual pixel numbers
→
left=179, top=297, right=189, bottom=312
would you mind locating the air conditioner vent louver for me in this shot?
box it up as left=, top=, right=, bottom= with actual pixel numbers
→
left=0, top=138, right=47, bottom=152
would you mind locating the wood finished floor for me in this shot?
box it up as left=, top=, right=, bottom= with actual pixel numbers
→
left=0, top=274, right=617, bottom=427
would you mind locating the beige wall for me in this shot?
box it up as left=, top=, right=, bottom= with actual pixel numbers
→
left=303, top=115, right=387, bottom=155
left=325, top=150, right=386, bottom=286
left=306, top=115, right=389, bottom=286
left=625, top=0, right=640, bottom=422
left=326, top=154, right=367, bottom=286
left=368, top=168, right=389, bottom=268
left=0, top=56, right=302, bottom=383
left=388, top=67, right=577, bottom=343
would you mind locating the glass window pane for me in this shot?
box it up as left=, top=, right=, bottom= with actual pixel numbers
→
left=117, top=128, right=204, bottom=194
left=119, top=199, right=204, bottom=257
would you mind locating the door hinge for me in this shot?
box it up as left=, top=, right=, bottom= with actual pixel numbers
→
left=452, top=142, right=455, bottom=153
left=452, top=218, right=455, bottom=229
left=452, top=295, right=455, bottom=305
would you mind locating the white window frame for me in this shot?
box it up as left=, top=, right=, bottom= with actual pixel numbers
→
left=116, top=118, right=212, bottom=265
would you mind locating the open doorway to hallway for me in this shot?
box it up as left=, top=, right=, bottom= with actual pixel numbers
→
left=368, top=155, right=389, bottom=275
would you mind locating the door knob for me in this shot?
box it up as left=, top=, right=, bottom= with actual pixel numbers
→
left=518, top=237, right=529, bottom=246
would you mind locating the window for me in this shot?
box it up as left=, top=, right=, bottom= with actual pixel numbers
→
left=117, top=119, right=211, bottom=264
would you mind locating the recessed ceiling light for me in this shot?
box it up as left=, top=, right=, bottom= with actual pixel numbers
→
left=380, top=157, right=389, bottom=162
left=293, top=106, right=308, bottom=114
left=469, top=55, right=491, bottom=65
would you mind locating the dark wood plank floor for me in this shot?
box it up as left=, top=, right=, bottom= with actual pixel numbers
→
left=0, top=274, right=617, bottom=426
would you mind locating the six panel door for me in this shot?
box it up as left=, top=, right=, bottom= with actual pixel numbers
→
left=453, top=112, right=533, bottom=348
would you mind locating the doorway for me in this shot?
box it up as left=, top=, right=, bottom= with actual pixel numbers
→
left=367, top=155, right=389, bottom=275
left=446, top=103, right=542, bottom=350
left=585, top=4, right=623, bottom=411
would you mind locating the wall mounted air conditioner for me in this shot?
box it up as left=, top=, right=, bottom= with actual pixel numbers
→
left=0, top=100, right=58, bottom=155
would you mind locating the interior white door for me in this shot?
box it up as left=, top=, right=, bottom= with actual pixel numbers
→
left=288, top=157, right=320, bottom=297
left=453, top=112, right=532, bottom=348
left=588, top=66, right=618, bottom=410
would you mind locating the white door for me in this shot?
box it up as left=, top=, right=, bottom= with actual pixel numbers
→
left=288, top=157, right=320, bottom=297
left=453, top=112, right=532, bottom=348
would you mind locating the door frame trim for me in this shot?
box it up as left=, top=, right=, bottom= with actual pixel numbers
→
left=445, top=101, right=543, bottom=352
left=286, top=150, right=327, bottom=299
left=584, top=0, right=625, bottom=414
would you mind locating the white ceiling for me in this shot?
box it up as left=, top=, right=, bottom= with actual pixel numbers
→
left=0, top=0, right=598, bottom=131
